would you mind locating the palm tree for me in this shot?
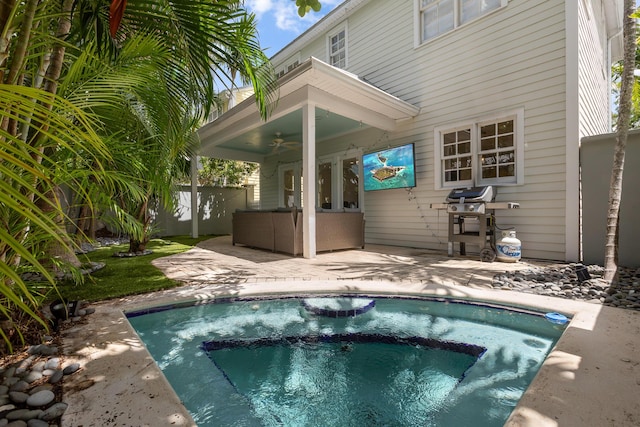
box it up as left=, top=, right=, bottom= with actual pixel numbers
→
left=604, top=0, right=637, bottom=283
left=101, top=1, right=277, bottom=252
left=97, top=1, right=278, bottom=252
left=0, top=0, right=277, bottom=351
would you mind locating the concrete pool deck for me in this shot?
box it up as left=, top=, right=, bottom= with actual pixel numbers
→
left=60, top=236, right=640, bottom=426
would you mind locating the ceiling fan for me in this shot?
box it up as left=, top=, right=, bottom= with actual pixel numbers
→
left=270, top=132, right=300, bottom=154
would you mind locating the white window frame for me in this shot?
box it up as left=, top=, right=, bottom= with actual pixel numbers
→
left=437, top=125, right=474, bottom=188
left=433, top=108, right=524, bottom=189
left=414, top=0, right=507, bottom=46
left=340, top=150, right=363, bottom=210
left=316, top=155, right=337, bottom=208
left=327, top=23, right=348, bottom=69
left=315, top=148, right=363, bottom=210
left=278, top=161, right=302, bottom=207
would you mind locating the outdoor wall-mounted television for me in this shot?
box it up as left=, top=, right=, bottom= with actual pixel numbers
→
left=363, top=143, right=416, bottom=191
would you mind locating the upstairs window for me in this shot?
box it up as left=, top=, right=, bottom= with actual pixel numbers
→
left=276, top=56, right=301, bottom=78
left=421, top=0, right=454, bottom=41
left=328, top=27, right=347, bottom=68
left=287, top=60, right=300, bottom=73
left=434, top=109, right=524, bottom=189
left=418, top=0, right=506, bottom=43
left=460, top=0, right=503, bottom=24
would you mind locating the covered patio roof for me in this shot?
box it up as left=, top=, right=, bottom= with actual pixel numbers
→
left=194, top=57, right=419, bottom=258
left=197, top=57, right=420, bottom=162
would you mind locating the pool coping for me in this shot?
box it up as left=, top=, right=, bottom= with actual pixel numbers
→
left=59, top=279, right=640, bottom=427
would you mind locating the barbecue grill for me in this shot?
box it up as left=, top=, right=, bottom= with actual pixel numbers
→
left=430, top=186, right=519, bottom=261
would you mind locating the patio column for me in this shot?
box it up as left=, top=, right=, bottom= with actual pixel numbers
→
left=190, top=156, right=199, bottom=238
left=302, top=103, right=316, bottom=258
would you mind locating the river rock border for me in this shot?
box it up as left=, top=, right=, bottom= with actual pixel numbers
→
left=112, top=250, right=153, bottom=258
left=0, top=304, right=94, bottom=426
left=492, top=263, right=640, bottom=311
left=20, top=262, right=106, bottom=284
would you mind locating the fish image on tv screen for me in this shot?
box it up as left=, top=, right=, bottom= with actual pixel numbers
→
left=363, top=143, right=416, bottom=191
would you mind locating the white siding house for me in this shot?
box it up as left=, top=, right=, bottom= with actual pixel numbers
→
left=197, top=0, right=623, bottom=261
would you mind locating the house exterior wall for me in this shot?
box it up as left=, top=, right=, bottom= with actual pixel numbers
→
left=262, top=0, right=615, bottom=261
left=578, top=0, right=613, bottom=138
left=571, top=0, right=616, bottom=261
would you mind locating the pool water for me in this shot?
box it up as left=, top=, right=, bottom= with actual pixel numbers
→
left=126, top=297, right=568, bottom=426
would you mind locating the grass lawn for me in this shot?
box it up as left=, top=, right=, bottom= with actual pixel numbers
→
left=56, top=235, right=216, bottom=302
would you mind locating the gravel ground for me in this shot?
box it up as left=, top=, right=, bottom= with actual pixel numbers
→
left=492, top=263, right=640, bottom=311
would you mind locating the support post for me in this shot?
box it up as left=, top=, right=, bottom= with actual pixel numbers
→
left=190, top=156, right=199, bottom=238
left=302, top=103, right=316, bottom=259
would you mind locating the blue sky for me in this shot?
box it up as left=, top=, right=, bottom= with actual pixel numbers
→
left=247, top=0, right=640, bottom=57
left=245, top=0, right=344, bottom=57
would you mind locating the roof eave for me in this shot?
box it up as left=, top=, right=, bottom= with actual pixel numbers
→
left=197, top=57, right=419, bottom=149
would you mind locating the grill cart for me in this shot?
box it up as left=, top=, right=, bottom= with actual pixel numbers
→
left=430, top=186, right=519, bottom=262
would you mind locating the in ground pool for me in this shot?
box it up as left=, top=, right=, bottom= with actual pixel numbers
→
left=126, top=296, right=569, bottom=426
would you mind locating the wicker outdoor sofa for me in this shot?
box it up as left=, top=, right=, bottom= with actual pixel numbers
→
left=232, top=208, right=365, bottom=256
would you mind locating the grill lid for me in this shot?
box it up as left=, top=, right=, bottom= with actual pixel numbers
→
left=446, top=186, right=496, bottom=203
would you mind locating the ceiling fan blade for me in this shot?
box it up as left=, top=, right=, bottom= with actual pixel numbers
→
left=283, top=141, right=300, bottom=146
left=269, top=132, right=301, bottom=154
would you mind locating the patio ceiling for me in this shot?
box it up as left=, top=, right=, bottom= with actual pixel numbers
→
left=197, top=57, right=420, bottom=163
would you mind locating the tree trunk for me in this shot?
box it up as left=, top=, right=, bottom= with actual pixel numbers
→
left=75, top=203, right=92, bottom=237
left=128, top=237, right=149, bottom=254
left=127, top=197, right=152, bottom=254
left=36, top=185, right=82, bottom=270
left=603, top=0, right=636, bottom=283
left=30, top=0, right=81, bottom=272
left=0, top=0, right=18, bottom=72
left=88, top=211, right=97, bottom=240
left=3, top=0, right=37, bottom=85
left=1, top=0, right=38, bottom=132
left=74, top=173, right=98, bottom=240
left=29, top=0, right=74, bottom=165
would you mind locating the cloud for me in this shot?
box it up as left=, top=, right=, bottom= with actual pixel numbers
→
left=247, top=0, right=343, bottom=35
left=274, top=3, right=314, bottom=33
left=245, top=0, right=274, bottom=17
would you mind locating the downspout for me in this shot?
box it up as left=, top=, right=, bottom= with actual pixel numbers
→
left=565, top=0, right=580, bottom=262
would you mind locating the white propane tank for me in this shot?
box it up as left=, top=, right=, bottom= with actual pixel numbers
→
left=496, top=230, right=521, bottom=262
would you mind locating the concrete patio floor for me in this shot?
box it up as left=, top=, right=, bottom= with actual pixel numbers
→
left=60, top=236, right=639, bottom=426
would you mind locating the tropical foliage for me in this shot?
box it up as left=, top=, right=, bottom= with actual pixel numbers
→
left=197, top=158, right=259, bottom=187
left=294, top=0, right=322, bottom=17
left=0, top=0, right=276, bottom=352
left=0, top=85, right=108, bottom=351
left=611, top=20, right=640, bottom=129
